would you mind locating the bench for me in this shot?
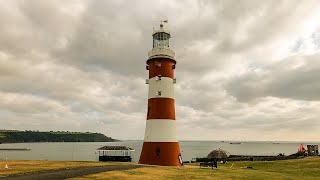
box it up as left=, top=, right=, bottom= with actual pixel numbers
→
left=200, top=162, right=214, bottom=169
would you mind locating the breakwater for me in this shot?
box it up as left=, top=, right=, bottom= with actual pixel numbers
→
left=227, top=155, right=301, bottom=161
left=192, top=154, right=303, bottom=162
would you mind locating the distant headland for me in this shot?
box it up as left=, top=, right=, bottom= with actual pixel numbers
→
left=0, top=130, right=118, bottom=143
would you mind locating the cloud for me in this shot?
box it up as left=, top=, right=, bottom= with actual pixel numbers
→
left=0, top=0, right=320, bottom=141
left=225, top=53, right=320, bottom=102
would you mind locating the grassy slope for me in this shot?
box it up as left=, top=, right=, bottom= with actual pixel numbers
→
left=71, top=157, right=320, bottom=180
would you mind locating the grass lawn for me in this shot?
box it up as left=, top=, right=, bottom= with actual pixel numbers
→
left=0, top=160, right=112, bottom=176
left=70, top=157, right=320, bottom=180
left=0, top=157, right=319, bottom=179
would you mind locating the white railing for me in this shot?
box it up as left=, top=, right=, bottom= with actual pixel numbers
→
left=148, top=48, right=175, bottom=59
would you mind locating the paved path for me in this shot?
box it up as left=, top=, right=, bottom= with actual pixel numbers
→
left=1, top=164, right=142, bottom=180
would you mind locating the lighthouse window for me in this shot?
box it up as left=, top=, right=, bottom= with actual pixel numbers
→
left=156, top=91, right=161, bottom=96
left=153, top=33, right=170, bottom=48
left=155, top=61, right=162, bottom=67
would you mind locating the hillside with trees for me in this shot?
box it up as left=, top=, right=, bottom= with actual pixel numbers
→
left=0, top=130, right=117, bottom=143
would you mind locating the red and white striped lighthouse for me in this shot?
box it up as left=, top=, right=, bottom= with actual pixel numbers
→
left=139, top=21, right=182, bottom=166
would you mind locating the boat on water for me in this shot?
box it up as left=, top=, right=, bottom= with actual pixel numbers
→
left=230, top=142, right=242, bottom=144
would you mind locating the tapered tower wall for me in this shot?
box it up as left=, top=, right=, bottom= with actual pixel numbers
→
left=139, top=23, right=181, bottom=166
left=139, top=58, right=180, bottom=166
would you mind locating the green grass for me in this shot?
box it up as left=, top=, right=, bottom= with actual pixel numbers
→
left=1, top=158, right=319, bottom=179
left=71, top=157, right=320, bottom=180
left=0, top=160, right=114, bottom=176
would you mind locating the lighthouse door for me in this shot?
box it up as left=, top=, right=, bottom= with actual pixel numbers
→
left=156, top=147, right=161, bottom=158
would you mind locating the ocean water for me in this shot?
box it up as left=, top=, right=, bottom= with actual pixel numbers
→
left=0, top=141, right=319, bottom=162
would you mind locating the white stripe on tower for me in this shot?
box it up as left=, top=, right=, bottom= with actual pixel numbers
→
left=148, top=77, right=174, bottom=99
left=144, top=120, right=178, bottom=142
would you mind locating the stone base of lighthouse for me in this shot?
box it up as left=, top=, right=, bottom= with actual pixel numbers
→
left=139, top=142, right=181, bottom=166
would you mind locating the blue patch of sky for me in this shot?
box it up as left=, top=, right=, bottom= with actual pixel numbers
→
left=311, top=32, right=320, bottom=49
left=248, top=63, right=264, bottom=72
left=291, top=31, right=320, bottom=53
left=291, top=38, right=303, bottom=53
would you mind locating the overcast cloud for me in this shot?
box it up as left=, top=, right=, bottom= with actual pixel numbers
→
left=0, top=0, right=320, bottom=141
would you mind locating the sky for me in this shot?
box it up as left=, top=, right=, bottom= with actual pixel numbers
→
left=0, top=0, right=320, bottom=141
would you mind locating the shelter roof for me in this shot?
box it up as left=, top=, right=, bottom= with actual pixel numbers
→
left=96, top=146, right=134, bottom=151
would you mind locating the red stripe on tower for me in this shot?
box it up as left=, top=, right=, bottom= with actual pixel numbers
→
left=139, top=21, right=182, bottom=166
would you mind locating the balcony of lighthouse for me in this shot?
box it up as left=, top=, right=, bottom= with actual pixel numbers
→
left=148, top=47, right=175, bottom=60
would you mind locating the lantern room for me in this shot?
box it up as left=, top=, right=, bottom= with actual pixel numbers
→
left=148, top=21, right=175, bottom=60
left=153, top=24, right=171, bottom=48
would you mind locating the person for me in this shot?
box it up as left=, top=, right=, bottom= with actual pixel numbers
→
left=210, top=158, right=214, bottom=169
left=214, top=158, right=218, bottom=169
left=178, top=153, right=183, bottom=166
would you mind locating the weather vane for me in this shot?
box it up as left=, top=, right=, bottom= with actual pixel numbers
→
left=161, top=19, right=168, bottom=24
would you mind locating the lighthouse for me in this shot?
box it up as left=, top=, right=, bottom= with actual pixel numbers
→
left=139, top=21, right=182, bottom=166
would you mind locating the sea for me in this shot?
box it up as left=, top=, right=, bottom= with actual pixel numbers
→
left=0, top=141, right=319, bottom=162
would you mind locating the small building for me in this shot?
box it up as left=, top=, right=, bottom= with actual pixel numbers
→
left=307, top=145, right=319, bottom=156
left=95, top=146, right=135, bottom=162
left=207, top=148, right=230, bottom=161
